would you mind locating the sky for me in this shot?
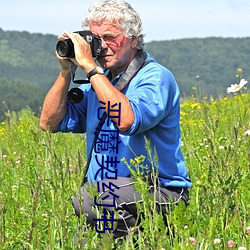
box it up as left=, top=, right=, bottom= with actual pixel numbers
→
left=1, top=0, right=250, bottom=42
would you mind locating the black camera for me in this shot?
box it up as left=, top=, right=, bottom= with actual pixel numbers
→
left=56, top=30, right=102, bottom=58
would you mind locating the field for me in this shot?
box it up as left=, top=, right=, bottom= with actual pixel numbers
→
left=0, top=90, right=249, bottom=249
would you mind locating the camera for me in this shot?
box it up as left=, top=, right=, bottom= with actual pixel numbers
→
left=56, top=30, right=102, bottom=58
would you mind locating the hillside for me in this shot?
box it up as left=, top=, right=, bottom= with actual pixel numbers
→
left=145, top=37, right=250, bottom=97
left=0, top=29, right=60, bottom=120
left=0, top=28, right=249, bottom=120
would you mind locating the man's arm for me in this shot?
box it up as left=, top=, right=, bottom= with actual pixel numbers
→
left=64, top=31, right=135, bottom=132
left=40, top=64, right=71, bottom=132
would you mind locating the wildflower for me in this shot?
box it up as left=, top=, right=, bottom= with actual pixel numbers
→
left=246, top=226, right=250, bottom=235
left=237, top=67, right=243, bottom=73
left=189, top=237, right=196, bottom=246
left=238, top=247, right=246, bottom=250
left=218, top=145, right=224, bottom=150
left=227, top=79, right=248, bottom=93
left=244, top=130, right=250, bottom=136
left=130, top=159, right=135, bottom=165
left=135, top=157, right=141, bottom=164
left=228, top=240, right=235, bottom=248
left=42, top=213, right=48, bottom=221
left=214, top=238, right=221, bottom=244
left=196, top=180, right=202, bottom=185
left=191, top=103, right=201, bottom=109
left=12, top=185, right=18, bottom=192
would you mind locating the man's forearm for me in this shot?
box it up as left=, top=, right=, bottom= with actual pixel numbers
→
left=40, top=70, right=71, bottom=132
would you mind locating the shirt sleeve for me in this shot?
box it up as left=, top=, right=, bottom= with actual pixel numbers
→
left=57, top=85, right=89, bottom=133
left=122, top=63, right=180, bottom=135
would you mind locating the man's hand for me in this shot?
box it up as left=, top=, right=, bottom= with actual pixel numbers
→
left=62, top=31, right=96, bottom=72
left=56, top=33, right=79, bottom=71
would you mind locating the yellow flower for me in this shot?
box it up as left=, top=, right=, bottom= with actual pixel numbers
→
left=130, top=159, right=135, bottom=165
left=237, top=67, right=243, bottom=73
left=135, top=157, right=141, bottom=164
left=191, top=103, right=201, bottom=109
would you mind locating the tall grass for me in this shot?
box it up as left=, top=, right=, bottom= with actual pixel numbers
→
left=0, top=93, right=249, bottom=249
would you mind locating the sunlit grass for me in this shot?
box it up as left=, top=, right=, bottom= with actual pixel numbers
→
left=0, top=93, right=249, bottom=249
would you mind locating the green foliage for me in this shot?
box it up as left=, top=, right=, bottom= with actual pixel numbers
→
left=0, top=79, right=46, bottom=121
left=0, top=109, right=85, bottom=249
left=0, top=28, right=60, bottom=89
left=0, top=93, right=249, bottom=249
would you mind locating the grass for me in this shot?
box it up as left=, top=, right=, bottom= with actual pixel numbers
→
left=0, top=92, right=249, bottom=249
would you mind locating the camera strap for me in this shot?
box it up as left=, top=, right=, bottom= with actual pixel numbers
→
left=81, top=50, right=150, bottom=185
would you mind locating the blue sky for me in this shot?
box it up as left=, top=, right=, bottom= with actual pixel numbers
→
left=1, top=0, right=250, bottom=42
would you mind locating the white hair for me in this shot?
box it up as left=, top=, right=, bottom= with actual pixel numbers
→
left=82, top=0, right=145, bottom=49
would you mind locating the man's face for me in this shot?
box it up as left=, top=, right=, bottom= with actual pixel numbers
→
left=89, top=20, right=138, bottom=73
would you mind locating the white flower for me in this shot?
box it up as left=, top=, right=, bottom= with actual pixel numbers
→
left=238, top=247, right=246, bottom=250
left=244, top=130, right=250, bottom=136
left=227, top=79, right=248, bottom=93
left=214, top=238, right=221, bottom=244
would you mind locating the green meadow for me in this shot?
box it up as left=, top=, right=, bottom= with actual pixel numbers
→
left=0, top=90, right=249, bottom=249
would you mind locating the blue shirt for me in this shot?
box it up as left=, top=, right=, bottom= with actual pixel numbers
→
left=58, top=52, right=192, bottom=188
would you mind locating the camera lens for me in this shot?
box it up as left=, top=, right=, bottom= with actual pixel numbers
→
left=68, top=88, right=84, bottom=103
left=56, top=39, right=74, bottom=58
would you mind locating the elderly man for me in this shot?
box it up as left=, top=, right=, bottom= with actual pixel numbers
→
left=40, top=0, right=192, bottom=241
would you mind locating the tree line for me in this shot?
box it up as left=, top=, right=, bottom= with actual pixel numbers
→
left=0, top=28, right=249, bottom=120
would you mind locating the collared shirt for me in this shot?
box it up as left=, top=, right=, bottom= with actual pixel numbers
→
left=57, top=51, right=192, bottom=188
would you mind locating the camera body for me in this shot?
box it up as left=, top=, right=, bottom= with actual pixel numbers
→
left=56, top=30, right=102, bottom=58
